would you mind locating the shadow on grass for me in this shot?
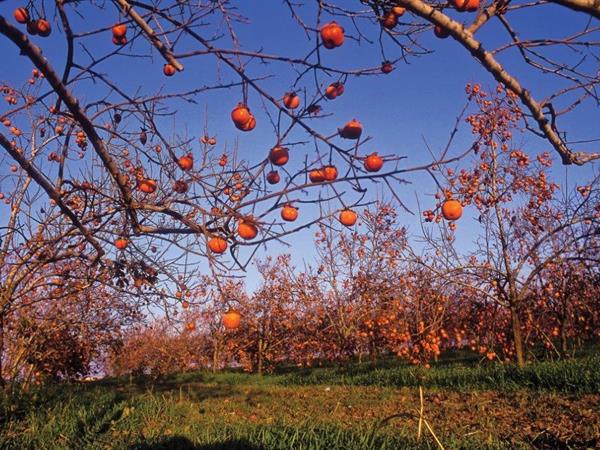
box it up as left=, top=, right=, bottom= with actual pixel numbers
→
left=129, top=435, right=266, bottom=450
left=108, top=377, right=237, bottom=403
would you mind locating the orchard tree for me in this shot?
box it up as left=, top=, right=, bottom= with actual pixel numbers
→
left=419, top=84, right=600, bottom=365
left=228, top=256, right=303, bottom=374
left=1, top=1, right=599, bottom=379
left=0, top=1, right=474, bottom=345
left=311, top=204, right=408, bottom=361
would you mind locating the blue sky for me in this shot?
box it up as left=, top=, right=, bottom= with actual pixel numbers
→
left=0, top=1, right=598, bottom=292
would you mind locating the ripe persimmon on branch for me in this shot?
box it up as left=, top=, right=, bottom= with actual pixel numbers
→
left=0, top=1, right=467, bottom=280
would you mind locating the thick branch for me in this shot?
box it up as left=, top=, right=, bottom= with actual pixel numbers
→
left=395, top=0, right=600, bottom=165
left=114, top=0, right=184, bottom=71
left=0, top=16, right=140, bottom=228
left=0, top=133, right=104, bottom=258
left=549, top=0, right=600, bottom=19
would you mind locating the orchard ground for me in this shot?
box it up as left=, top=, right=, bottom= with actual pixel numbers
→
left=2, top=350, right=599, bottom=450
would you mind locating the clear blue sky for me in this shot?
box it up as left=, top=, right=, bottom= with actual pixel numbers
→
left=0, top=2, right=597, bottom=292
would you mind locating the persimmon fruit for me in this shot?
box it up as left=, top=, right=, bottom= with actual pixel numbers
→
left=112, top=23, right=127, bottom=38
left=380, top=11, right=398, bottom=29
left=309, top=169, right=325, bottom=183
left=320, top=21, right=345, bottom=49
left=339, top=209, right=358, bottom=227
left=269, top=146, right=289, bottom=166
left=14, top=7, right=29, bottom=24
left=178, top=154, right=193, bottom=171
left=364, top=153, right=384, bottom=172
left=238, top=219, right=258, bottom=240
left=323, top=165, right=338, bottom=181
left=453, top=0, right=480, bottom=12
left=223, top=309, right=242, bottom=330
left=434, top=25, right=450, bottom=39
left=163, top=64, right=176, bottom=76
left=283, top=92, right=300, bottom=109
left=339, top=119, right=363, bottom=140
left=281, top=204, right=298, bottom=222
left=208, top=236, right=228, bottom=254
left=266, top=170, right=280, bottom=185
left=138, top=179, right=157, bottom=194
left=441, top=199, right=463, bottom=220
left=115, top=238, right=128, bottom=250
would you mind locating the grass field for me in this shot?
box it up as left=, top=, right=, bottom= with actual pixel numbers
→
left=1, top=353, right=599, bottom=449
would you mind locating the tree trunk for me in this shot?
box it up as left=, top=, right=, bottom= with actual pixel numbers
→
left=257, top=339, right=264, bottom=376
left=0, top=313, right=4, bottom=388
left=560, top=316, right=569, bottom=357
left=212, top=338, right=220, bottom=373
left=510, top=305, right=525, bottom=366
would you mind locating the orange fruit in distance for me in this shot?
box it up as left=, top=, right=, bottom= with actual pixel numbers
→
left=339, top=209, right=358, bottom=227
left=266, top=170, right=280, bottom=185
left=320, top=21, right=345, bottom=49
left=283, top=92, right=300, bottom=109
left=178, top=154, right=193, bottom=171
left=441, top=199, right=463, bottom=221
left=186, top=322, right=196, bottom=331
left=339, top=119, right=363, bottom=140
left=112, top=23, right=127, bottom=38
left=36, top=19, right=52, bottom=37
left=14, top=7, right=29, bottom=24
left=281, top=204, right=298, bottom=222
left=231, top=103, right=251, bottom=128
left=115, top=238, right=128, bottom=250
left=163, top=64, right=176, bottom=76
left=323, top=165, right=338, bottom=181
left=223, top=309, right=242, bottom=330
left=238, top=220, right=258, bottom=240
left=269, top=146, right=289, bottom=166
left=138, top=179, right=157, bottom=194
left=208, top=236, right=228, bottom=254
left=309, top=169, right=325, bottom=183
left=364, top=153, right=384, bottom=172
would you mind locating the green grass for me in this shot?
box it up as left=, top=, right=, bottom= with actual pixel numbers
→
left=2, top=353, right=599, bottom=449
left=0, top=385, right=523, bottom=450
left=277, top=355, right=600, bottom=393
left=113, top=353, right=600, bottom=394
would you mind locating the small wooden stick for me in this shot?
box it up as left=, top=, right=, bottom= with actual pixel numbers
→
left=423, top=419, right=446, bottom=450
left=417, top=384, right=424, bottom=441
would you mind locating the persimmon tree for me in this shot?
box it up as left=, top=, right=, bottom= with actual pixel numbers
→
left=309, top=205, right=409, bottom=361
left=2, top=0, right=599, bottom=381
left=2, top=0, right=595, bottom=279
left=418, top=84, right=600, bottom=365
left=5, top=280, right=139, bottom=386
left=228, top=256, right=305, bottom=374
left=0, top=2, right=480, bottom=348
